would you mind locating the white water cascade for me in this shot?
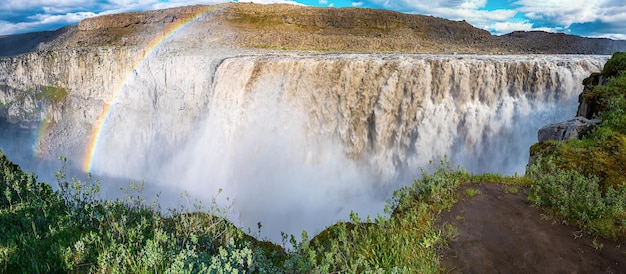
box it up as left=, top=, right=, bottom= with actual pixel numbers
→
left=156, top=54, right=605, bottom=240
left=0, top=51, right=608, bottom=241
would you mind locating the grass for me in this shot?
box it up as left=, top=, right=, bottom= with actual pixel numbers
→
left=504, top=186, right=519, bottom=194
left=2, top=112, right=624, bottom=272
left=527, top=156, right=626, bottom=240
left=464, top=188, right=481, bottom=197
left=0, top=84, right=67, bottom=110
left=467, top=172, right=529, bottom=186
left=299, top=160, right=466, bottom=273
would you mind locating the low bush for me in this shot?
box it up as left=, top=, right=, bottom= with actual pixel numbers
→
left=1, top=151, right=468, bottom=273
left=601, top=51, right=626, bottom=78
left=0, top=154, right=283, bottom=273
left=285, top=160, right=467, bottom=273
left=527, top=156, right=626, bottom=240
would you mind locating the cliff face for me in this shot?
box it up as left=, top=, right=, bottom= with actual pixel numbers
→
left=0, top=45, right=606, bottom=179
left=0, top=46, right=228, bottom=159
left=528, top=52, right=626, bottom=190
left=0, top=3, right=616, bottom=176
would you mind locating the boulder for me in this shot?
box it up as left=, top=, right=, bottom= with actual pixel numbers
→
left=538, top=117, right=600, bottom=143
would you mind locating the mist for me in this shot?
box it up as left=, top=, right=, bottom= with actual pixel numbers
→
left=0, top=53, right=607, bottom=242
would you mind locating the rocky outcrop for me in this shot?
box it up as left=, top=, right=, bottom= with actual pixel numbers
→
left=577, top=73, right=608, bottom=119
left=219, top=3, right=493, bottom=53
left=0, top=83, right=65, bottom=126
left=529, top=59, right=609, bottom=168
left=0, top=45, right=235, bottom=160
left=496, top=31, right=626, bottom=55
left=77, top=5, right=213, bottom=31
left=537, top=117, right=600, bottom=143
left=0, top=27, right=76, bottom=56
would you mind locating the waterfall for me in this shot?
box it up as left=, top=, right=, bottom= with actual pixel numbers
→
left=0, top=51, right=608, bottom=241
left=155, top=54, right=606, bottom=240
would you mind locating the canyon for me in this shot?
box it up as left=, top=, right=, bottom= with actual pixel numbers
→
left=0, top=3, right=619, bottom=240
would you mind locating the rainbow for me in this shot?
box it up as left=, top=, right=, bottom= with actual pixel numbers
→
left=81, top=5, right=217, bottom=173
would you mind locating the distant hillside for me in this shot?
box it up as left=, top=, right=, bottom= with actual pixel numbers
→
left=1, top=2, right=626, bottom=56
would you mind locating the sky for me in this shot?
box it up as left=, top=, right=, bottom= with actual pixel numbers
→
left=1, top=0, right=625, bottom=40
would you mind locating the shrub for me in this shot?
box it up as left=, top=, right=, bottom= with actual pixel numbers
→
left=601, top=51, right=626, bottom=77
left=0, top=154, right=282, bottom=273
left=286, top=160, right=467, bottom=273
left=527, top=156, right=626, bottom=240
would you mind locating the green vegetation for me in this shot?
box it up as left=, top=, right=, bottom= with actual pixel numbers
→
left=466, top=172, right=529, bottom=186
left=529, top=51, right=626, bottom=240
left=464, top=188, right=481, bottom=197
left=0, top=148, right=470, bottom=273
left=504, top=186, right=519, bottom=194
left=527, top=156, right=626, bottom=240
left=601, top=52, right=626, bottom=78
left=297, top=161, right=465, bottom=273
left=530, top=51, right=626, bottom=189
left=37, top=86, right=68, bottom=104
left=0, top=154, right=285, bottom=273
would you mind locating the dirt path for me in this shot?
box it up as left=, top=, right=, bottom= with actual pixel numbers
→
left=438, top=183, right=626, bottom=273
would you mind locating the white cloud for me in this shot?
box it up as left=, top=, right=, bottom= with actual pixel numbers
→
left=352, top=2, right=363, bottom=7
left=0, top=21, right=32, bottom=35
left=29, top=12, right=97, bottom=23
left=359, top=0, right=626, bottom=38
left=0, top=11, right=98, bottom=35
left=489, top=21, right=533, bottom=34
left=236, top=0, right=303, bottom=4
left=494, top=24, right=564, bottom=35
left=510, top=0, right=626, bottom=39
left=603, top=33, right=626, bottom=40
left=459, top=0, right=488, bottom=10
left=363, top=0, right=486, bottom=13
left=360, top=0, right=518, bottom=33
left=0, top=0, right=232, bottom=35
left=514, top=0, right=626, bottom=26
left=411, top=6, right=516, bottom=35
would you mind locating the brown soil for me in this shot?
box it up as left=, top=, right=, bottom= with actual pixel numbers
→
left=439, top=183, right=626, bottom=273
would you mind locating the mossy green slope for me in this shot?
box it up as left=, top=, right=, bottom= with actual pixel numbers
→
left=529, top=51, right=626, bottom=241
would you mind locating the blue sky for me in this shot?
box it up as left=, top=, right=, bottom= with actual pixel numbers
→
left=1, top=0, right=625, bottom=40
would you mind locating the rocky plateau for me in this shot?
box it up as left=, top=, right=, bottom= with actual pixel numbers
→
left=1, top=3, right=626, bottom=56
